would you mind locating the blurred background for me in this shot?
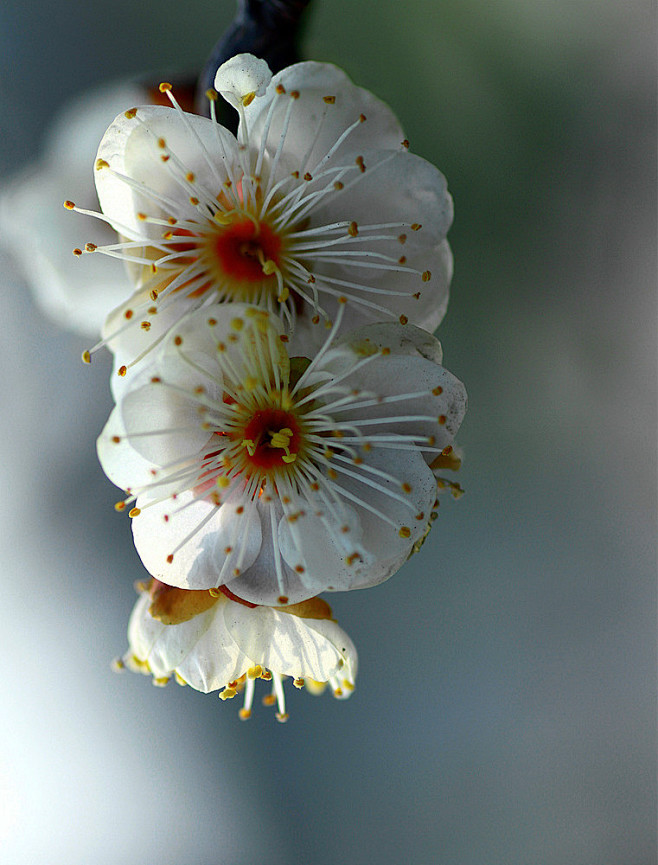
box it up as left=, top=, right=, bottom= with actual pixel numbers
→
left=0, top=1, right=655, bottom=863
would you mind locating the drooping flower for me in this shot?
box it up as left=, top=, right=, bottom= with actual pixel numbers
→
left=77, top=54, right=453, bottom=371
left=97, top=302, right=467, bottom=606
left=117, top=578, right=357, bottom=721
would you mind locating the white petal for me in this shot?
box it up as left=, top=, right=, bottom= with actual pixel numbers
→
left=223, top=602, right=347, bottom=682
left=128, top=593, right=251, bottom=692
left=95, top=106, right=240, bottom=240
left=131, top=490, right=263, bottom=590
left=222, top=498, right=313, bottom=605
left=214, top=54, right=272, bottom=108
left=277, top=505, right=372, bottom=594
left=245, top=61, right=405, bottom=173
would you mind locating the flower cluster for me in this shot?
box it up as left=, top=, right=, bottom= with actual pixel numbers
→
left=72, top=54, right=467, bottom=719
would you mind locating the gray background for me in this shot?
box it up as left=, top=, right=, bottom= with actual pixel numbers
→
left=0, top=1, right=655, bottom=863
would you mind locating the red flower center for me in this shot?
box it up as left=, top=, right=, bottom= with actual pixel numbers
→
left=214, top=218, right=282, bottom=282
left=242, top=408, right=301, bottom=470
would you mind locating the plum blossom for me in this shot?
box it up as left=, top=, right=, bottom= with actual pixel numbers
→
left=97, top=302, right=467, bottom=606
left=118, top=578, right=357, bottom=721
left=76, top=54, right=453, bottom=371
left=0, top=81, right=149, bottom=336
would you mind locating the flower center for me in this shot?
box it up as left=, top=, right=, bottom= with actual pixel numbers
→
left=240, top=408, right=301, bottom=470
left=213, top=217, right=282, bottom=283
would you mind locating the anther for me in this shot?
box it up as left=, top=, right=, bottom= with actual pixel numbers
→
left=63, top=200, right=75, bottom=210
left=399, top=526, right=411, bottom=538
left=159, top=82, right=172, bottom=93
left=323, top=95, right=336, bottom=103
left=348, top=221, right=358, bottom=237
left=95, top=159, right=109, bottom=170
left=81, top=350, right=91, bottom=364
left=355, top=155, right=366, bottom=172
left=124, top=108, right=138, bottom=119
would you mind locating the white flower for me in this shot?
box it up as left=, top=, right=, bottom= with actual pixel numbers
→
left=79, top=56, right=453, bottom=369
left=117, top=579, right=357, bottom=721
left=97, top=302, right=467, bottom=606
left=0, top=80, right=148, bottom=336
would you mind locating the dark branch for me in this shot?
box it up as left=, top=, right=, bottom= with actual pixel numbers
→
left=195, top=0, right=312, bottom=121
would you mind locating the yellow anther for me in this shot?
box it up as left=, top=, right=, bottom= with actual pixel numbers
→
left=244, top=376, right=259, bottom=390
left=323, top=95, right=336, bottom=104
left=239, top=708, right=252, bottom=720
left=277, top=285, right=290, bottom=303
left=398, top=526, right=411, bottom=538
left=124, top=107, right=138, bottom=119
left=159, top=82, right=172, bottom=92
left=216, top=476, right=231, bottom=489
left=81, top=350, right=91, bottom=364
left=114, top=501, right=126, bottom=512
left=206, top=88, right=218, bottom=101
left=248, top=665, right=263, bottom=679
left=422, top=270, right=432, bottom=282
left=219, top=687, right=237, bottom=700
left=63, top=200, right=75, bottom=210
left=275, top=712, right=290, bottom=723
left=241, top=91, right=256, bottom=106
left=174, top=672, right=187, bottom=686
left=231, top=317, right=244, bottom=331
left=209, top=587, right=222, bottom=598
left=95, top=158, right=109, bottom=170
left=293, top=678, right=305, bottom=689
left=242, top=439, right=257, bottom=456
left=261, top=259, right=278, bottom=276
left=128, top=507, right=141, bottom=518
